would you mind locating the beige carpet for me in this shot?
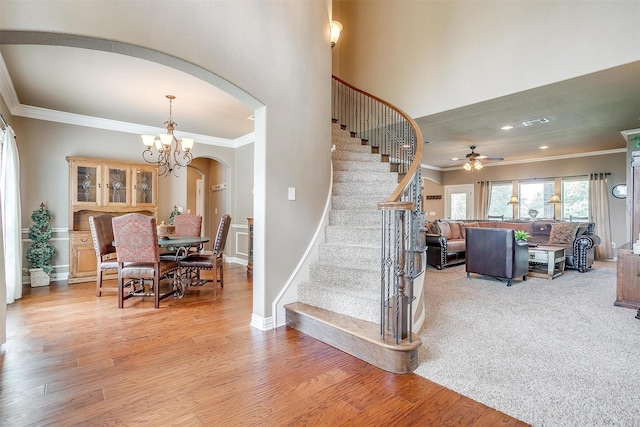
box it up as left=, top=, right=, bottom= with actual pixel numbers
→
left=414, top=260, right=640, bottom=427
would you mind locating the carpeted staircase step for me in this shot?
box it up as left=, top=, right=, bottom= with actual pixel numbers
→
left=331, top=195, right=386, bottom=210
left=325, top=225, right=379, bottom=246
left=297, top=282, right=379, bottom=324
left=329, top=210, right=380, bottom=226
left=308, top=263, right=379, bottom=290
left=334, top=170, right=398, bottom=183
left=318, top=243, right=380, bottom=269
left=285, top=302, right=421, bottom=374
left=332, top=150, right=382, bottom=163
left=332, top=182, right=398, bottom=196
left=333, top=159, right=390, bottom=173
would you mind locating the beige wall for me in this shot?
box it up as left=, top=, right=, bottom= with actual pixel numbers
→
left=1, top=0, right=333, bottom=326
left=335, top=1, right=640, bottom=118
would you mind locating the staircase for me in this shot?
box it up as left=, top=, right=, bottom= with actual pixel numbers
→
left=297, top=123, right=397, bottom=323
left=286, top=123, right=421, bottom=374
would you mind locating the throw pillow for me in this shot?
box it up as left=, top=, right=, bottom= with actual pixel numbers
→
left=426, top=221, right=441, bottom=235
left=448, top=222, right=462, bottom=240
left=548, top=222, right=579, bottom=245
left=460, top=222, right=479, bottom=239
left=438, top=221, right=452, bottom=239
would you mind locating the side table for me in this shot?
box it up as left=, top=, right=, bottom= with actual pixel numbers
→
left=528, top=245, right=566, bottom=280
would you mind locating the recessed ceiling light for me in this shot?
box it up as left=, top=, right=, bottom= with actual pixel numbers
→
left=501, top=125, right=514, bottom=130
left=539, top=145, right=549, bottom=149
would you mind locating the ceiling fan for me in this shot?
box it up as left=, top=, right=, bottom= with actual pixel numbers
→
left=450, top=145, right=504, bottom=170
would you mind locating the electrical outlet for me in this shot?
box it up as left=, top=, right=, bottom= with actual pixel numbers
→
left=611, top=242, right=616, bottom=248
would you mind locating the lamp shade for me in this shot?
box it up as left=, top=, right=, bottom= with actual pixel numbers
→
left=548, top=194, right=562, bottom=204
left=181, top=137, right=194, bottom=152
left=159, top=133, right=173, bottom=147
left=141, top=135, right=156, bottom=148
left=463, top=162, right=472, bottom=171
left=330, top=20, right=343, bottom=47
left=507, top=196, right=519, bottom=205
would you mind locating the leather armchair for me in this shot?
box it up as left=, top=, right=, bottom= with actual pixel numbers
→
left=465, top=227, right=529, bottom=286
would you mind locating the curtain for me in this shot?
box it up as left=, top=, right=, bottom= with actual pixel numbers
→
left=589, top=173, right=614, bottom=260
left=477, top=181, right=490, bottom=219
left=1, top=125, right=22, bottom=303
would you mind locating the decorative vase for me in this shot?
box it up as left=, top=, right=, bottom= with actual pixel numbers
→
left=29, top=268, right=50, bottom=287
left=528, top=209, right=538, bottom=220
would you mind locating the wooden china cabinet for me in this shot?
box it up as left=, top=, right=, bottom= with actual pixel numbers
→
left=67, top=156, right=158, bottom=283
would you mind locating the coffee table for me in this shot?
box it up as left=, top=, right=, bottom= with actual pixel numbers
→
left=528, top=245, right=566, bottom=279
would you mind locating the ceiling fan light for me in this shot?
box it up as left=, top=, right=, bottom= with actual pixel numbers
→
left=474, top=160, right=483, bottom=170
left=463, top=162, right=472, bottom=171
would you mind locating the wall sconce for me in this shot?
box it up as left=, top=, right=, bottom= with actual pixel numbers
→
left=330, top=20, right=343, bottom=48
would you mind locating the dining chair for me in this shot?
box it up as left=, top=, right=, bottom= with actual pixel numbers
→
left=178, top=214, right=231, bottom=290
left=173, top=213, right=203, bottom=237
left=169, top=213, right=204, bottom=259
left=112, top=213, right=179, bottom=308
left=88, top=214, right=119, bottom=297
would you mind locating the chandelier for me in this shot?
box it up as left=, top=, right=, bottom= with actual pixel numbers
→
left=141, top=95, right=194, bottom=177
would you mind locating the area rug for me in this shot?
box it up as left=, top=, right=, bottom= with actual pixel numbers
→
left=414, top=261, right=640, bottom=427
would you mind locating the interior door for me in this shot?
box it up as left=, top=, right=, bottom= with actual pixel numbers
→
left=444, top=184, right=474, bottom=219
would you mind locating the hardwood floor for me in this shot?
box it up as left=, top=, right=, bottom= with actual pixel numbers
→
left=1, top=264, right=528, bottom=426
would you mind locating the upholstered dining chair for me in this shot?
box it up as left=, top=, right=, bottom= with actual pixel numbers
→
left=88, top=214, right=119, bottom=297
left=173, top=213, right=203, bottom=237
left=112, top=213, right=179, bottom=308
left=178, top=214, right=231, bottom=290
left=166, top=213, right=204, bottom=259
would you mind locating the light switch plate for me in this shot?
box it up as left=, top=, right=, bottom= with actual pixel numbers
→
left=288, top=187, right=296, bottom=201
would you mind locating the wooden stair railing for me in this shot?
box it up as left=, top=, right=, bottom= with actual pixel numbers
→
left=332, top=76, right=425, bottom=344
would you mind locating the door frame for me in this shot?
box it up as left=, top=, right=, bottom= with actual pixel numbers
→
left=444, top=184, right=474, bottom=219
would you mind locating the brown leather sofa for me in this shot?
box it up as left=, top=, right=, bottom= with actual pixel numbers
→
left=465, top=227, right=529, bottom=286
left=425, top=219, right=600, bottom=272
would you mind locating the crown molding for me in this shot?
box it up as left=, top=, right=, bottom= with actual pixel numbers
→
left=423, top=148, right=627, bottom=172
left=0, top=53, right=20, bottom=111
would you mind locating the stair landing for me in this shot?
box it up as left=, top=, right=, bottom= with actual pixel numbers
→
left=285, top=302, right=422, bottom=374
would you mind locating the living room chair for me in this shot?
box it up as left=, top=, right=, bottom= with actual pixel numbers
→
left=465, top=227, right=529, bottom=286
left=112, top=213, right=178, bottom=308
left=178, top=214, right=231, bottom=290
left=88, top=214, right=119, bottom=297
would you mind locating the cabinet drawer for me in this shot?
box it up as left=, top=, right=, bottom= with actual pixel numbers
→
left=72, top=232, right=93, bottom=246
left=529, top=251, right=547, bottom=262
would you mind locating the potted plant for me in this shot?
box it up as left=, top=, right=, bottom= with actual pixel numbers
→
left=26, top=202, right=56, bottom=287
left=514, top=230, right=531, bottom=242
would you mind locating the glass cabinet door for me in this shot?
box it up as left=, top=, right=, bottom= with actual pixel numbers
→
left=74, top=164, right=100, bottom=205
left=132, top=167, right=157, bottom=206
left=106, top=167, right=129, bottom=205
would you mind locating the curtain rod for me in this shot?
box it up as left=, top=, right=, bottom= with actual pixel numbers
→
left=479, top=173, right=610, bottom=184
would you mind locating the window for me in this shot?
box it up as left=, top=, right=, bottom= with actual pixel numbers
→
left=519, top=181, right=555, bottom=219
left=562, top=179, right=589, bottom=219
left=488, top=183, right=513, bottom=218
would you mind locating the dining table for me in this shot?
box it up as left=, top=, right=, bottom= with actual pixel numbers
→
left=158, top=235, right=210, bottom=298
